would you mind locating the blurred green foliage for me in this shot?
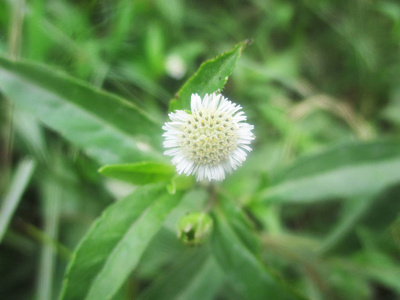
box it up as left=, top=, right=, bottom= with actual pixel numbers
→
left=0, top=0, right=400, bottom=299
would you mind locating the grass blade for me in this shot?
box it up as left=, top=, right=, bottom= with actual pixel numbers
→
left=36, top=178, right=61, bottom=300
left=0, top=158, right=36, bottom=243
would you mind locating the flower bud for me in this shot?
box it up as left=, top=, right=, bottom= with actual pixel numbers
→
left=177, top=212, right=213, bottom=246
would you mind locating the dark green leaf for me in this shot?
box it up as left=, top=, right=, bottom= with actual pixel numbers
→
left=0, top=159, right=36, bottom=243
left=60, top=184, right=182, bottom=300
left=261, top=139, right=400, bottom=203
left=332, top=250, right=400, bottom=295
left=136, top=228, right=185, bottom=279
left=211, top=197, right=303, bottom=300
left=319, top=183, right=400, bottom=254
left=99, top=162, right=175, bottom=185
left=355, top=251, right=400, bottom=294
left=169, top=41, right=249, bottom=111
left=0, top=56, right=164, bottom=165
left=139, top=248, right=223, bottom=300
left=218, top=193, right=260, bottom=253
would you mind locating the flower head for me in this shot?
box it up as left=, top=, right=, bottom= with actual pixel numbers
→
left=162, top=93, right=254, bottom=181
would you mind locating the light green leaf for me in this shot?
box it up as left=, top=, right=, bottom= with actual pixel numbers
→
left=166, top=174, right=195, bottom=194
left=37, top=176, right=61, bottom=300
left=211, top=197, right=302, bottom=300
left=169, top=40, right=250, bottom=111
left=260, top=139, right=400, bottom=203
left=99, top=162, right=175, bottom=185
left=0, top=56, right=164, bottom=165
left=60, top=184, right=182, bottom=300
left=13, top=109, right=47, bottom=161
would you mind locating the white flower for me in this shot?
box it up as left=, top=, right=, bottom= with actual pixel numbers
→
left=162, top=93, right=255, bottom=181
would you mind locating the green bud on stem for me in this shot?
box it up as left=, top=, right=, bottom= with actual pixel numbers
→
left=177, top=212, right=213, bottom=246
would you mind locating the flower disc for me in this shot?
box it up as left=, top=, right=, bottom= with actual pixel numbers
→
left=162, top=93, right=254, bottom=181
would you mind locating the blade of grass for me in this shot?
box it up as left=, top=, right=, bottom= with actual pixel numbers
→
left=0, top=158, right=36, bottom=243
left=37, top=178, right=61, bottom=300
left=317, top=195, right=375, bottom=255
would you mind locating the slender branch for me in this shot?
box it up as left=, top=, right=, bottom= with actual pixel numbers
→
left=14, top=219, right=71, bottom=261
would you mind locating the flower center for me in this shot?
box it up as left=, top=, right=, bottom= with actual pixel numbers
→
left=179, top=109, right=238, bottom=165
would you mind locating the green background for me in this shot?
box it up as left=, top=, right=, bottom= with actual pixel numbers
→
left=0, top=0, right=400, bottom=299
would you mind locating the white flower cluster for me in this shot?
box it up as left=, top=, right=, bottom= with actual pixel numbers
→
left=163, top=93, right=254, bottom=181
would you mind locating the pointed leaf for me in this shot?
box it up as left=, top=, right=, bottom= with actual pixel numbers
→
left=99, top=162, right=175, bottom=185
left=318, top=183, right=400, bottom=254
left=169, top=41, right=250, bottom=111
left=0, top=56, right=164, bottom=165
left=139, top=249, right=223, bottom=300
left=261, top=139, right=400, bottom=203
left=0, top=159, right=36, bottom=243
left=211, top=197, right=303, bottom=300
left=60, top=184, right=182, bottom=300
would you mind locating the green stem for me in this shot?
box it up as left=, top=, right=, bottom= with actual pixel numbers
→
left=16, top=219, right=71, bottom=261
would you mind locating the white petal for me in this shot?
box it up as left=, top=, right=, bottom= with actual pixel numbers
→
left=239, top=144, right=252, bottom=152
left=184, top=161, right=194, bottom=174
left=210, top=94, right=220, bottom=110
left=163, top=140, right=179, bottom=147
left=217, top=165, right=226, bottom=180
left=222, top=161, right=233, bottom=173
left=191, top=94, right=202, bottom=113
left=164, top=148, right=180, bottom=156
left=197, top=165, right=205, bottom=181
left=177, top=159, right=190, bottom=174
left=235, top=148, right=248, bottom=159
left=172, top=153, right=185, bottom=165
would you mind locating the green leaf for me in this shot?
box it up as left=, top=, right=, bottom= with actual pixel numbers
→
left=318, top=184, right=400, bottom=254
left=355, top=250, right=400, bottom=294
left=37, top=175, right=62, bottom=300
left=60, top=184, right=182, bottom=300
left=211, top=197, right=302, bottom=300
left=218, top=193, right=260, bottom=253
left=173, top=257, right=223, bottom=300
left=139, top=249, right=224, bottom=300
left=167, top=174, right=195, bottom=194
left=99, top=162, right=175, bottom=185
left=136, top=228, right=185, bottom=279
left=333, top=250, right=400, bottom=295
left=0, top=56, right=164, bottom=165
left=13, top=109, right=47, bottom=161
left=0, top=159, right=36, bottom=243
left=169, top=40, right=250, bottom=111
left=26, top=0, right=49, bottom=61
left=317, top=194, right=376, bottom=255
left=260, top=139, right=400, bottom=203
